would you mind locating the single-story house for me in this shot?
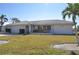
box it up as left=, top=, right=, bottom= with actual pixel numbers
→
left=3, top=20, right=73, bottom=34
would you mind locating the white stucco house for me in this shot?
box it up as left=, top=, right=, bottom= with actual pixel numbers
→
left=3, top=20, right=73, bottom=34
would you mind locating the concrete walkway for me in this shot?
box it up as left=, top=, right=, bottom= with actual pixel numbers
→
left=0, top=34, right=13, bottom=44
left=53, top=44, right=79, bottom=51
left=0, top=34, right=18, bottom=36
left=0, top=40, right=9, bottom=44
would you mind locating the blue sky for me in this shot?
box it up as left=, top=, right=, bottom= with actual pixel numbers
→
left=0, top=3, right=79, bottom=25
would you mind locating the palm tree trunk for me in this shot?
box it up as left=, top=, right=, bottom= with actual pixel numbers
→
left=74, top=24, right=79, bottom=46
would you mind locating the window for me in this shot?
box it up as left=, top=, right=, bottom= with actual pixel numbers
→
left=6, top=28, right=11, bottom=33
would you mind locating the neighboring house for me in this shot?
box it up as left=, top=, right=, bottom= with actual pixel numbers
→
left=3, top=20, right=73, bottom=34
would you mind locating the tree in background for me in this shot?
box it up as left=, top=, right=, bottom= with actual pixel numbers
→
left=0, top=14, right=8, bottom=32
left=62, top=3, right=79, bottom=45
left=11, top=18, right=20, bottom=24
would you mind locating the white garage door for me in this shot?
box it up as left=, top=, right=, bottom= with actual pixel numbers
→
left=54, top=24, right=72, bottom=34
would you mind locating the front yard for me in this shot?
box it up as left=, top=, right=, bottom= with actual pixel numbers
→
left=0, top=35, right=75, bottom=55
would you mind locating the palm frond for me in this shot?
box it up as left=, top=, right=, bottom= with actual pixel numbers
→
left=4, top=18, right=8, bottom=22
left=62, top=10, right=71, bottom=20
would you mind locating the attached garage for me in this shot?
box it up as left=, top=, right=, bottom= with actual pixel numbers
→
left=51, top=24, right=73, bottom=34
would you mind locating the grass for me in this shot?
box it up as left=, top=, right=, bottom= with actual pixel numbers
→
left=0, top=35, right=76, bottom=55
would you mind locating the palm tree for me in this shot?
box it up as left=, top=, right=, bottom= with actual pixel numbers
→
left=0, top=14, right=8, bottom=32
left=11, top=18, right=20, bottom=24
left=62, top=3, right=79, bottom=45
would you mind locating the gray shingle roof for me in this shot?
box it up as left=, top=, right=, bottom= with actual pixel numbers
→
left=5, top=20, right=73, bottom=26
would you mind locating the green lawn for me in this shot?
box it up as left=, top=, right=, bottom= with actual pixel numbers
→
left=0, top=35, right=76, bottom=55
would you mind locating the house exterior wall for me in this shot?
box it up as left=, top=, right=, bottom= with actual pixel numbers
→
left=29, top=25, right=32, bottom=33
left=12, top=25, right=27, bottom=34
left=50, top=24, right=73, bottom=34
left=5, top=25, right=26, bottom=34
left=1, top=26, right=5, bottom=32
left=4, top=23, right=73, bottom=34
